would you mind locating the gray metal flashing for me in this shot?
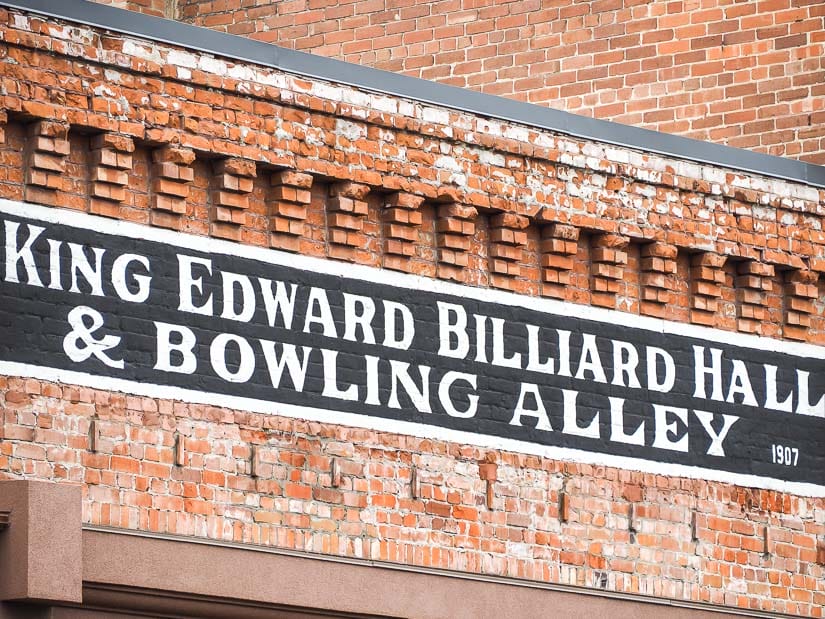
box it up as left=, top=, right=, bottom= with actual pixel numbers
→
left=4, top=0, right=825, bottom=189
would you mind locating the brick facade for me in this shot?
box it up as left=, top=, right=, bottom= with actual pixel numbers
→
left=93, top=0, right=825, bottom=164
left=1, top=4, right=825, bottom=616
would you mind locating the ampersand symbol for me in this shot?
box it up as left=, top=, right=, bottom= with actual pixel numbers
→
left=63, top=306, right=124, bottom=369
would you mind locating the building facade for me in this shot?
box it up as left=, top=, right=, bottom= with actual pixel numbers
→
left=0, top=0, right=824, bottom=617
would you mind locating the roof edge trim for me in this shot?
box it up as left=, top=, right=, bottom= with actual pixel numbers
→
left=4, top=0, right=825, bottom=189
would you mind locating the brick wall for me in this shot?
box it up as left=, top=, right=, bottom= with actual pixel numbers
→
left=158, top=0, right=825, bottom=164
left=92, top=0, right=170, bottom=18
left=1, top=6, right=825, bottom=616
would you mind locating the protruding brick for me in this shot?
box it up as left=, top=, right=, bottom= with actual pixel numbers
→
left=541, top=223, right=580, bottom=298
left=327, top=181, right=371, bottom=259
left=383, top=191, right=424, bottom=273
left=590, top=234, right=629, bottom=307
left=735, top=260, right=774, bottom=335
left=690, top=252, right=727, bottom=325
left=25, top=120, right=70, bottom=197
left=489, top=212, right=529, bottom=283
left=270, top=169, right=314, bottom=252
left=784, top=269, right=819, bottom=340
left=640, top=243, right=678, bottom=309
left=153, top=145, right=196, bottom=166
left=211, top=158, right=257, bottom=240
left=436, top=202, right=477, bottom=282
left=151, top=145, right=195, bottom=225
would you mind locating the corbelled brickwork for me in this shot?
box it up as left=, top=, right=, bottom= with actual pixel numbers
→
left=116, top=0, right=825, bottom=164
left=1, top=6, right=825, bottom=616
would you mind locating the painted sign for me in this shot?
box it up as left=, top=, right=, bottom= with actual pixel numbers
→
left=2, top=200, right=824, bottom=495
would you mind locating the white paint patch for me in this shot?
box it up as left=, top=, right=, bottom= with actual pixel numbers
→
left=422, top=106, right=450, bottom=125
left=369, top=95, right=398, bottom=114
left=311, top=82, right=343, bottom=101
left=476, top=119, right=502, bottom=136
left=604, top=147, right=631, bottom=164
left=199, top=56, right=228, bottom=76
left=341, top=88, right=371, bottom=108
left=335, top=119, right=366, bottom=141
left=434, top=156, right=463, bottom=172
left=122, top=39, right=163, bottom=64
left=503, top=126, right=529, bottom=142
left=228, top=64, right=256, bottom=81
left=167, top=50, right=199, bottom=69
left=702, top=167, right=727, bottom=185
left=93, top=84, right=116, bottom=98
left=479, top=150, right=506, bottom=167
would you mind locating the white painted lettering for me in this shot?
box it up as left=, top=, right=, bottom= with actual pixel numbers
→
left=4, top=221, right=44, bottom=286
left=177, top=255, right=213, bottom=315
left=608, top=396, right=645, bottom=446
left=796, top=370, right=825, bottom=418
left=562, top=388, right=600, bottom=438
left=556, top=329, right=572, bottom=377
left=491, top=317, right=522, bottom=369
left=693, top=410, right=739, bottom=457
left=343, top=293, right=376, bottom=344
left=382, top=301, right=414, bottom=350
left=153, top=322, right=197, bottom=374
left=764, top=364, right=793, bottom=412
left=611, top=340, right=641, bottom=388
left=68, top=243, right=105, bottom=296
left=259, top=340, right=310, bottom=391
left=652, top=404, right=689, bottom=452
left=725, top=359, right=757, bottom=407
left=304, top=287, right=338, bottom=338
left=364, top=355, right=380, bottom=405
left=388, top=361, right=431, bottom=413
left=575, top=334, right=607, bottom=383
left=525, top=325, right=554, bottom=374
left=47, top=238, right=62, bottom=290
left=693, top=346, right=724, bottom=401
left=437, top=301, right=469, bottom=359
left=438, top=371, right=478, bottom=418
left=258, top=279, right=297, bottom=329
left=221, top=272, right=255, bottom=322
left=647, top=346, right=675, bottom=393
left=210, top=333, right=255, bottom=383
left=112, top=254, right=151, bottom=303
left=510, top=383, right=553, bottom=431
left=320, top=349, right=358, bottom=400
left=474, top=314, right=488, bottom=364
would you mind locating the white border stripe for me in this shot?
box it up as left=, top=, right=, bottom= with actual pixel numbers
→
left=2, top=360, right=823, bottom=497
left=2, top=199, right=824, bottom=497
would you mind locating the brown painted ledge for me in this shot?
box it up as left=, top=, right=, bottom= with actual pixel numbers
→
left=0, top=480, right=782, bottom=619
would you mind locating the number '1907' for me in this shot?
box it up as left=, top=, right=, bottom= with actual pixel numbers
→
left=771, top=444, right=799, bottom=466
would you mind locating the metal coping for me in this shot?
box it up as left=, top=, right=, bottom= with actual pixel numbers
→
left=4, top=0, right=825, bottom=189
